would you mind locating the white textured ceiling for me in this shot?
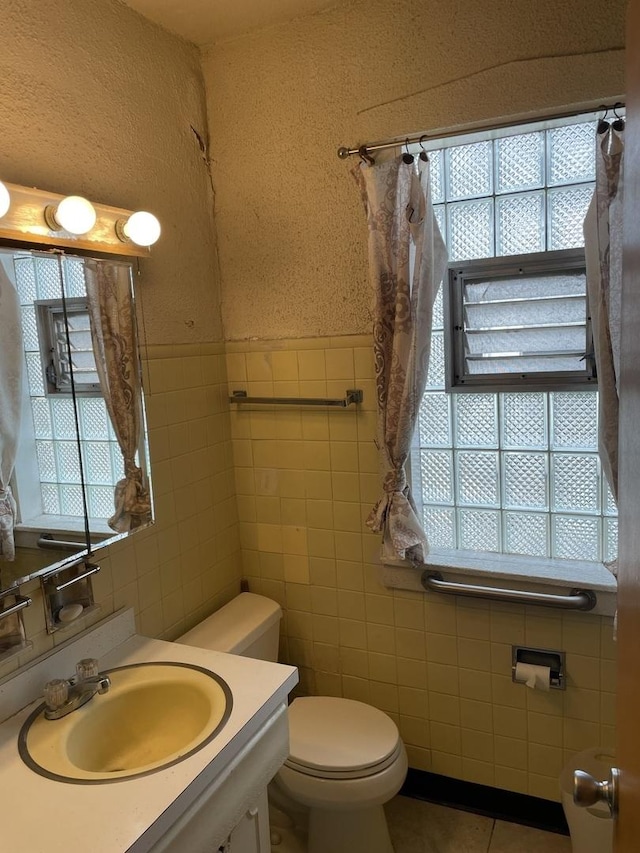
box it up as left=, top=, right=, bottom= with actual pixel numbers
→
left=121, top=0, right=339, bottom=45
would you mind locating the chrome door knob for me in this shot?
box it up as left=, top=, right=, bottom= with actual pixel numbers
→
left=573, top=767, right=619, bottom=817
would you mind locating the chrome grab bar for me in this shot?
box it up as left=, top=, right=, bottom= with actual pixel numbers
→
left=50, top=563, right=101, bottom=593
left=229, top=389, right=363, bottom=408
left=420, top=571, right=596, bottom=611
left=38, top=534, right=85, bottom=552
left=0, top=595, right=32, bottom=620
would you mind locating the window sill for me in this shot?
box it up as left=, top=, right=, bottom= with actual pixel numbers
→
left=382, top=548, right=617, bottom=617
left=15, top=515, right=113, bottom=545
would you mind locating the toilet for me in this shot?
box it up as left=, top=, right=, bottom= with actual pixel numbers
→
left=176, top=592, right=408, bottom=853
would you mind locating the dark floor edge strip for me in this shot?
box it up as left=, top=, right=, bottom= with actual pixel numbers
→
left=400, top=768, right=570, bottom=836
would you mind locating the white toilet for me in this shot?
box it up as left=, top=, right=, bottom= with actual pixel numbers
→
left=176, top=592, right=408, bottom=853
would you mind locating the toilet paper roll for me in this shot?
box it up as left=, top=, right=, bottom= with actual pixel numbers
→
left=514, top=662, right=551, bottom=691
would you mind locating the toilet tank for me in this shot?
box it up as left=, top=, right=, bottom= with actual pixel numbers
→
left=176, top=592, right=282, bottom=662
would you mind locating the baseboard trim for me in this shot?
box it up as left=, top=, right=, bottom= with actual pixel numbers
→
left=401, top=769, right=569, bottom=835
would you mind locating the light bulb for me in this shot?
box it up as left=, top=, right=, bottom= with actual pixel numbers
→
left=0, top=181, right=10, bottom=218
left=121, top=211, right=161, bottom=247
left=54, top=196, right=97, bottom=235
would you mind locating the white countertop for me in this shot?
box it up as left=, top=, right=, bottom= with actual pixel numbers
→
left=0, top=616, right=298, bottom=853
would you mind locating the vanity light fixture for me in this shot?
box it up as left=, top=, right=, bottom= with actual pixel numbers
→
left=0, top=181, right=10, bottom=218
left=0, top=180, right=161, bottom=257
left=115, top=210, right=161, bottom=247
left=44, top=195, right=97, bottom=235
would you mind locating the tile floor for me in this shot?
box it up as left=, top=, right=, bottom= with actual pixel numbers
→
left=386, top=796, right=572, bottom=853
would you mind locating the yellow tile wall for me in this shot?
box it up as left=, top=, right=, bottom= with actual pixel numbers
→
left=227, top=334, right=616, bottom=803
left=1, top=333, right=616, bottom=805
left=0, top=342, right=242, bottom=682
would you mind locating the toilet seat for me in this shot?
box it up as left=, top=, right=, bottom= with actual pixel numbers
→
left=284, top=696, right=402, bottom=780
left=285, top=740, right=404, bottom=780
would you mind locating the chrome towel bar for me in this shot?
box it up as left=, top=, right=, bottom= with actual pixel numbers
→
left=50, top=563, right=101, bottom=592
left=0, top=595, right=32, bottom=621
left=421, top=571, right=596, bottom=611
left=229, top=389, right=363, bottom=408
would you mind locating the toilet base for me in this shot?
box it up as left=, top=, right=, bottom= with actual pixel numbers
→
left=271, top=739, right=406, bottom=853
left=308, top=805, right=393, bottom=853
left=268, top=781, right=395, bottom=853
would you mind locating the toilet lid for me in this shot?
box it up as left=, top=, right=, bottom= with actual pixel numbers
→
left=286, top=697, right=400, bottom=774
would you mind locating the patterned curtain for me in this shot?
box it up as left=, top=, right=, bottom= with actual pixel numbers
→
left=0, top=264, right=23, bottom=561
left=84, top=260, right=151, bottom=533
left=354, top=155, right=447, bottom=561
left=584, top=123, right=624, bottom=502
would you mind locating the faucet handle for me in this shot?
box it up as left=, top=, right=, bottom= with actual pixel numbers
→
left=43, top=678, right=69, bottom=710
left=76, top=658, right=99, bottom=680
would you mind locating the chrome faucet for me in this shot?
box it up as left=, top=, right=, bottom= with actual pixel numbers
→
left=42, top=658, right=111, bottom=720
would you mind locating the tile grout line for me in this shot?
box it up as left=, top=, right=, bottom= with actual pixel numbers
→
left=486, top=818, right=497, bottom=852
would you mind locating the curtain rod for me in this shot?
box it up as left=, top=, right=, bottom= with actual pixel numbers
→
left=336, top=101, right=625, bottom=160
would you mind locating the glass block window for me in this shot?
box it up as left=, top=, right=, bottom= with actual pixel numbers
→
left=415, top=114, right=616, bottom=562
left=429, top=121, right=596, bottom=262
left=13, top=253, right=123, bottom=520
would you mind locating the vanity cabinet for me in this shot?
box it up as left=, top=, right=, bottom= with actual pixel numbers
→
left=144, top=704, right=288, bottom=853
left=220, top=792, right=270, bottom=852
left=151, top=791, right=271, bottom=853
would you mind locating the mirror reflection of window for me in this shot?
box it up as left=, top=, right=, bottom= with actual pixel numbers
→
left=0, top=249, right=153, bottom=588
left=36, top=300, right=101, bottom=394
left=84, top=258, right=152, bottom=534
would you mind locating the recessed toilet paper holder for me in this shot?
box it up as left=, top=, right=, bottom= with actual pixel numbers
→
left=512, top=646, right=565, bottom=690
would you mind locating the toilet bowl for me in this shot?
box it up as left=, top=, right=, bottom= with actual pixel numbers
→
left=276, top=695, right=407, bottom=853
left=176, top=593, right=407, bottom=853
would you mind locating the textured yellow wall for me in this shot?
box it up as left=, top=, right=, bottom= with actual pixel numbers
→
left=202, top=0, right=625, bottom=340
left=1, top=0, right=221, bottom=345
left=0, top=0, right=242, bottom=679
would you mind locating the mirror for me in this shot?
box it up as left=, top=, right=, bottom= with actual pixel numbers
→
left=0, top=247, right=153, bottom=593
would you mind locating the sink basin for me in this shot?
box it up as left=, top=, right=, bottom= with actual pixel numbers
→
left=18, top=662, right=232, bottom=784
